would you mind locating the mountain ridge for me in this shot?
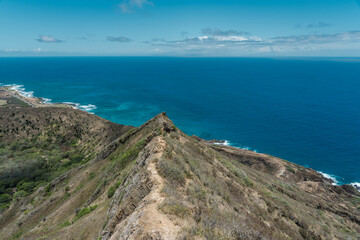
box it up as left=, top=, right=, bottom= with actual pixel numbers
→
left=0, top=106, right=359, bottom=239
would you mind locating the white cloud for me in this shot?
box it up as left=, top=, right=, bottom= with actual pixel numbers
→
left=4, top=48, right=20, bottom=53
left=119, top=0, right=153, bottom=13
left=202, top=28, right=250, bottom=36
left=32, top=48, right=43, bottom=52
left=107, top=36, right=132, bottom=42
left=153, top=30, right=360, bottom=54
left=213, top=35, right=261, bottom=42
left=36, top=34, right=63, bottom=43
left=3, top=48, right=44, bottom=53
left=151, top=48, right=163, bottom=54
left=295, top=22, right=332, bottom=29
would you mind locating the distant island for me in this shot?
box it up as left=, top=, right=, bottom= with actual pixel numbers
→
left=0, top=87, right=359, bottom=240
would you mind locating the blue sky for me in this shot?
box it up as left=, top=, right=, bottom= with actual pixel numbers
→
left=1, top=0, right=360, bottom=56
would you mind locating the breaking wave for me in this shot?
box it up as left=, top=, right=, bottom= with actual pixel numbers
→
left=318, top=171, right=340, bottom=185
left=1, top=83, right=97, bottom=113
left=3, top=84, right=34, bottom=98
left=62, top=102, right=97, bottom=113
left=350, top=182, right=360, bottom=191
left=213, top=140, right=258, bottom=153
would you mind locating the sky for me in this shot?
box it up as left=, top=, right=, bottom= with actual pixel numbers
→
left=0, top=0, right=360, bottom=57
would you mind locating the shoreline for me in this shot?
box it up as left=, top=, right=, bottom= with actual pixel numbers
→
left=1, top=83, right=359, bottom=190
left=198, top=139, right=360, bottom=190
left=0, top=84, right=96, bottom=112
left=1, top=84, right=75, bottom=109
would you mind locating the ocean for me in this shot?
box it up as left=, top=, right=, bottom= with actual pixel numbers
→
left=0, top=57, right=359, bottom=186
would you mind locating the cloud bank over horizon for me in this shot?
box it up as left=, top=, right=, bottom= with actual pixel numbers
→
left=1, top=0, right=360, bottom=56
left=147, top=29, right=360, bottom=56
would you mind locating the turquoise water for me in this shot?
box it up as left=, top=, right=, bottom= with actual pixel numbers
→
left=0, top=57, right=359, bottom=186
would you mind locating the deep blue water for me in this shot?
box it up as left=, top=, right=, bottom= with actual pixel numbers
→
left=0, top=57, right=359, bottom=185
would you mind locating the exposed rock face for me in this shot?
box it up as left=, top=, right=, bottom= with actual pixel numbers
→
left=0, top=109, right=359, bottom=240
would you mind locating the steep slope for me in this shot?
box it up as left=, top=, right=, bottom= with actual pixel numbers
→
left=0, top=109, right=359, bottom=240
left=0, top=107, right=132, bottom=239
left=0, top=107, right=132, bottom=151
left=100, top=113, right=360, bottom=240
left=0, top=107, right=132, bottom=186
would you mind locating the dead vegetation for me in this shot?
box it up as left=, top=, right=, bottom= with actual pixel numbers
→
left=0, top=110, right=359, bottom=240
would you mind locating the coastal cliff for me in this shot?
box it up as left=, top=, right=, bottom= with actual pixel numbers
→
left=0, top=94, right=359, bottom=239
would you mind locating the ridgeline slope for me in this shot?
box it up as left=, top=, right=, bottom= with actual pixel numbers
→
left=0, top=106, right=359, bottom=240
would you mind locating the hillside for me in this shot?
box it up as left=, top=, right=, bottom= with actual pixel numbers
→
left=0, top=106, right=359, bottom=239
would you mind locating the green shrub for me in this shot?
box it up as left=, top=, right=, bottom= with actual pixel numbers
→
left=74, top=207, right=91, bottom=221
left=63, top=192, right=71, bottom=200
left=0, top=138, right=80, bottom=198
left=75, top=183, right=84, bottom=193
left=107, top=186, right=116, bottom=198
left=11, top=231, right=23, bottom=239
left=286, top=165, right=296, bottom=173
left=9, top=142, right=19, bottom=151
left=61, top=152, right=70, bottom=159
left=0, top=194, right=12, bottom=203
left=350, top=197, right=360, bottom=206
left=14, top=190, right=27, bottom=199
left=70, top=139, right=78, bottom=147
left=61, top=159, right=71, bottom=167
left=73, top=205, right=98, bottom=222
left=115, top=180, right=122, bottom=188
left=3, top=188, right=12, bottom=195
left=90, top=205, right=97, bottom=211
left=88, top=172, right=96, bottom=180
left=241, top=177, right=254, bottom=187
left=115, top=140, right=146, bottom=170
left=17, top=181, right=36, bottom=193
left=60, top=220, right=71, bottom=228
left=45, top=184, right=52, bottom=193
left=70, top=153, right=84, bottom=163
left=0, top=203, right=10, bottom=210
left=0, top=194, right=12, bottom=209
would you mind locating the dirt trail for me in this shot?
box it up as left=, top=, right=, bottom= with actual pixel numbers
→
left=137, top=137, right=180, bottom=239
